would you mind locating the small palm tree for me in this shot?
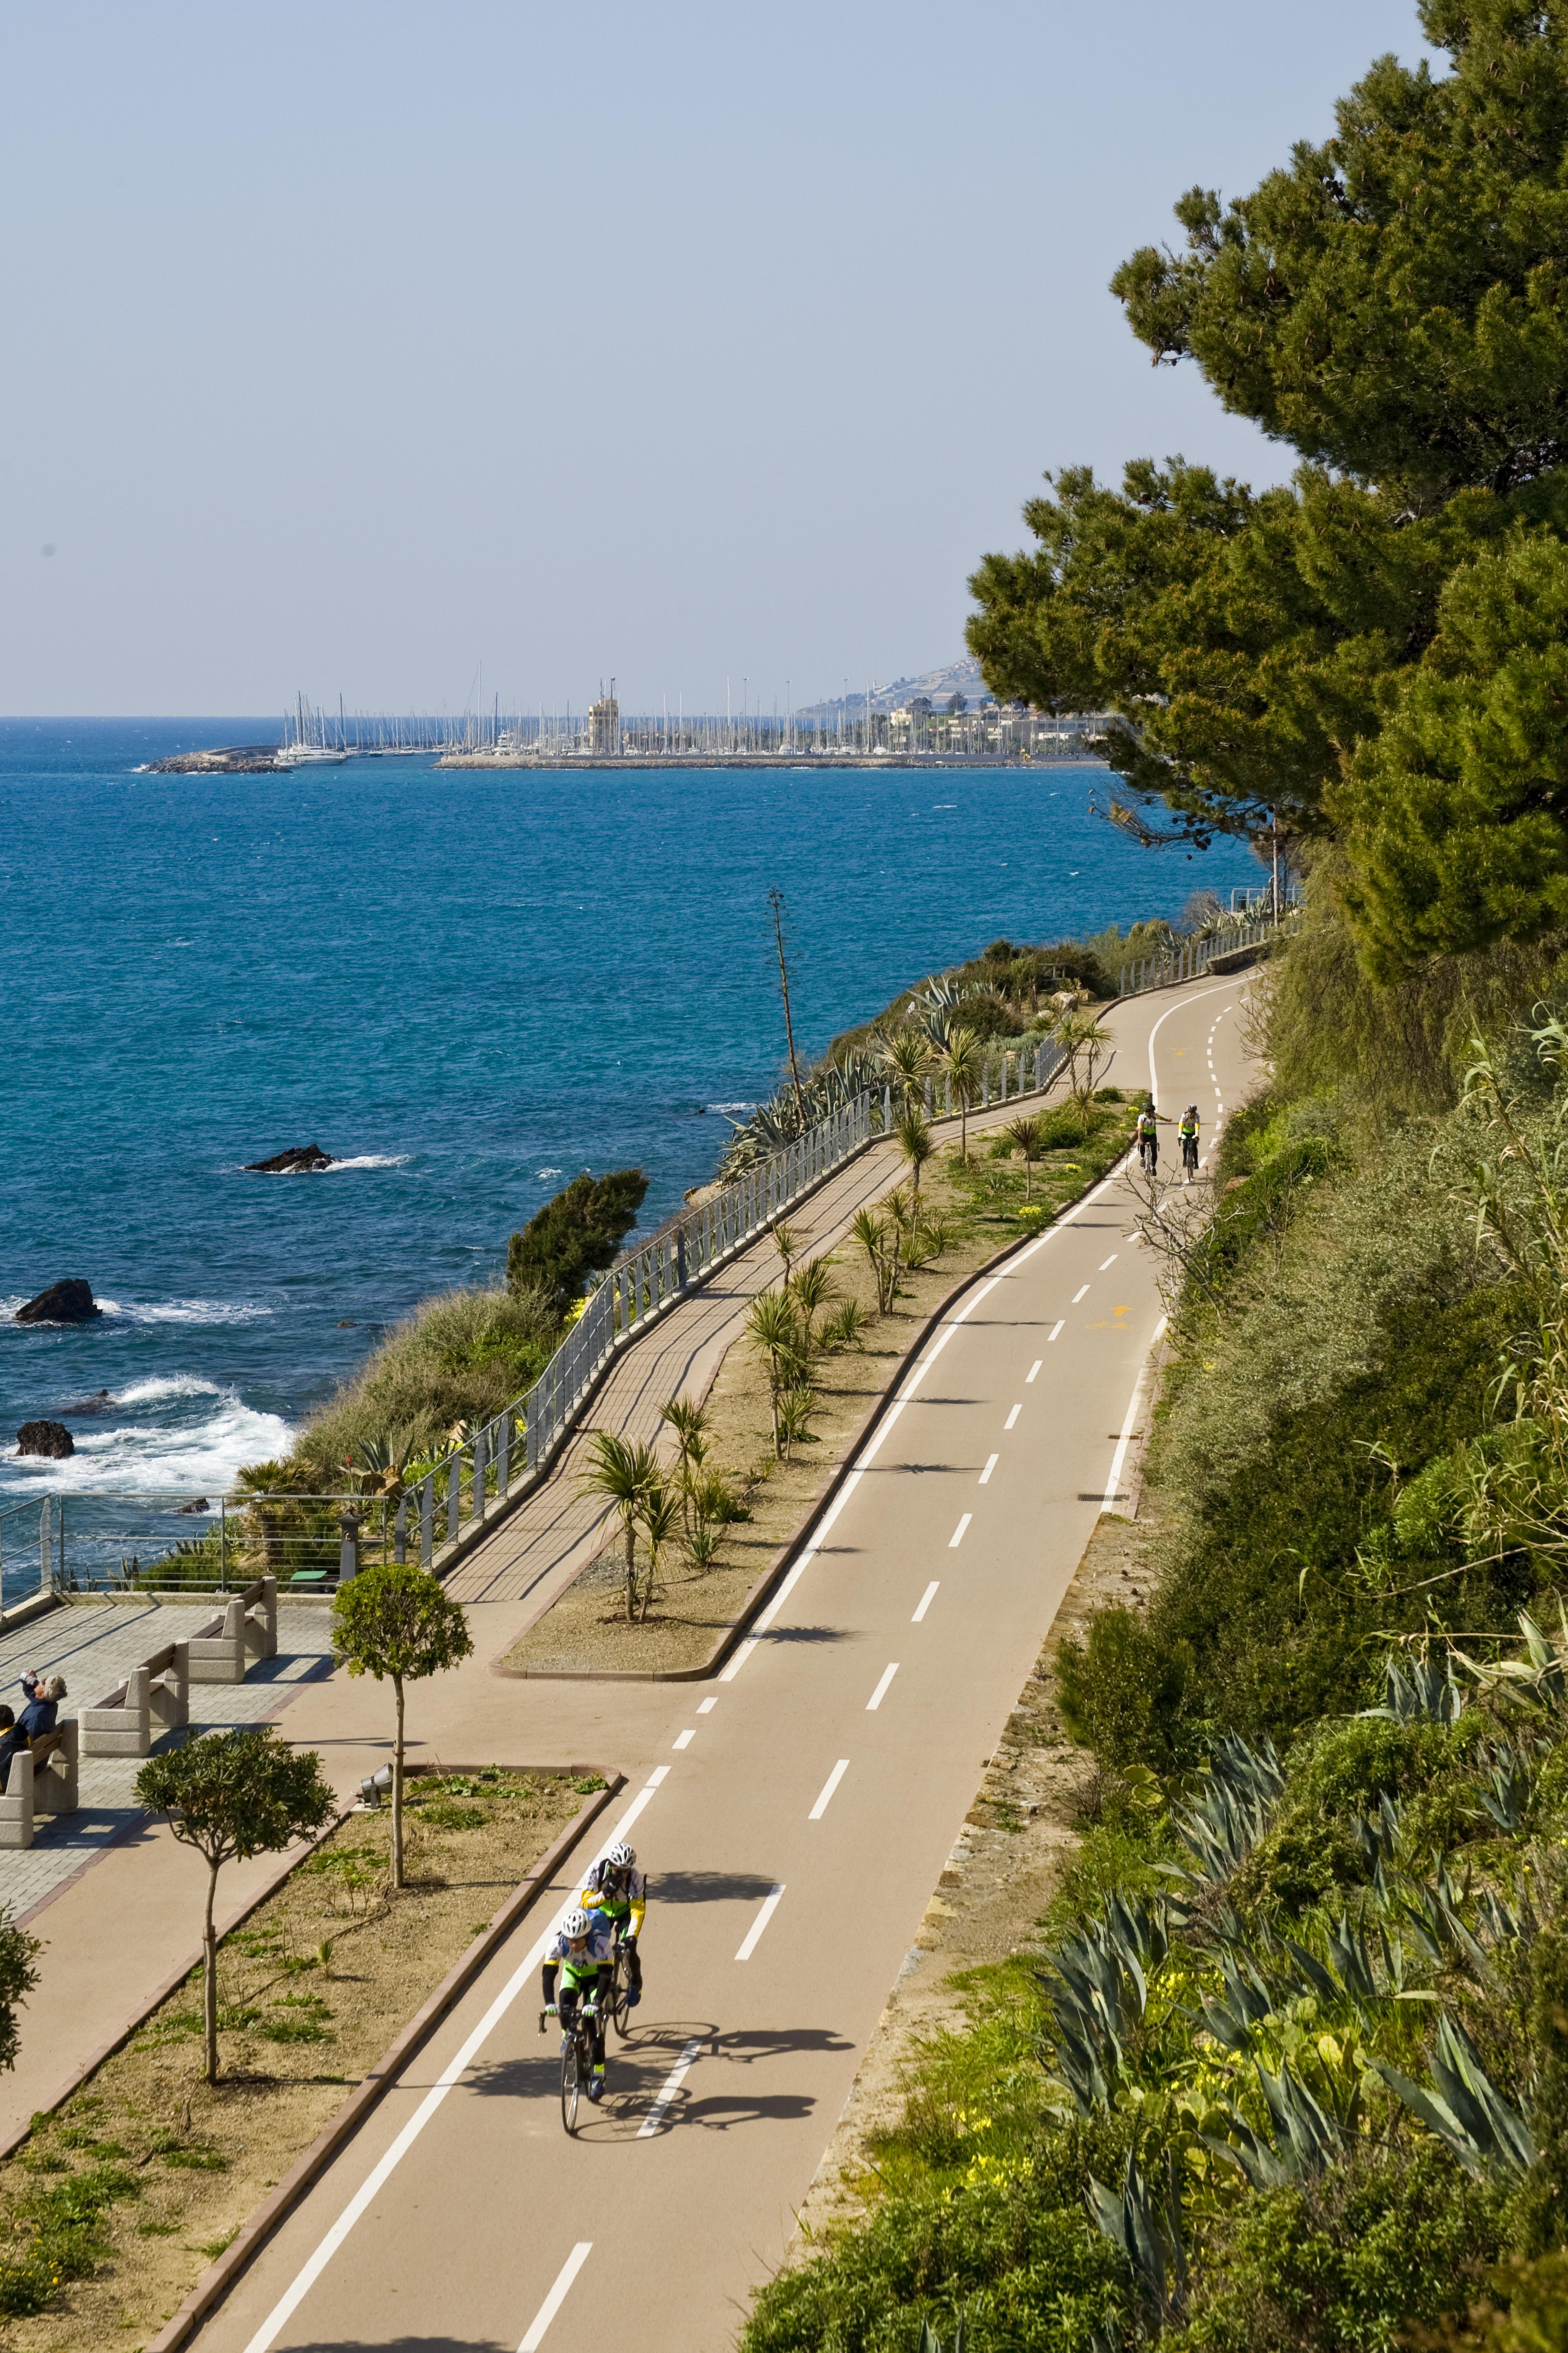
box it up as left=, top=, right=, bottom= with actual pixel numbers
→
left=787, top=1256, right=840, bottom=1358
left=773, top=1222, right=804, bottom=1276
left=876, top=1027, right=932, bottom=1107
left=635, top=1482, right=684, bottom=1621
left=776, top=1386, right=816, bottom=1463
left=747, top=1287, right=807, bottom=1454
left=937, top=1025, right=984, bottom=1161
left=1055, top=1011, right=1113, bottom=1134
left=895, top=1102, right=934, bottom=1202
left=577, top=1431, right=663, bottom=1622
left=851, top=1208, right=895, bottom=1314
left=1005, top=1113, right=1049, bottom=1201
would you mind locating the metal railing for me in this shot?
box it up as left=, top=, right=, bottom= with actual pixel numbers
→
left=0, top=1033, right=1074, bottom=1601
left=1116, top=909, right=1301, bottom=998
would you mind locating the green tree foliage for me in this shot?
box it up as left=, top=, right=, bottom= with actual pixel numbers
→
left=136, top=1730, right=334, bottom=2083
left=506, top=1169, right=648, bottom=1315
left=332, top=1565, right=473, bottom=1889
left=0, top=1911, right=39, bottom=2080
left=967, top=2, right=1568, bottom=967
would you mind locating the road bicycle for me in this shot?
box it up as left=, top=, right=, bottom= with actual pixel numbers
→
left=605, top=1934, right=636, bottom=2038
left=539, top=1997, right=603, bottom=2134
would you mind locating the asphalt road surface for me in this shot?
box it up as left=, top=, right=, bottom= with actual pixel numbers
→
left=197, top=971, right=1258, bottom=2353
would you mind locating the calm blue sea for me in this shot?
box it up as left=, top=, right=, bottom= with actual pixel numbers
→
left=0, top=719, right=1260, bottom=1502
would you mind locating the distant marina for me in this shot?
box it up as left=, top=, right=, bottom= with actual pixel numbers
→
left=144, top=683, right=1110, bottom=775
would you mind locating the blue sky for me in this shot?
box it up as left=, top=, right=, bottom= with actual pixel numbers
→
left=0, top=0, right=1427, bottom=715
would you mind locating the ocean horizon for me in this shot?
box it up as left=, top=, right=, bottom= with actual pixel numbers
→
left=0, top=718, right=1262, bottom=1509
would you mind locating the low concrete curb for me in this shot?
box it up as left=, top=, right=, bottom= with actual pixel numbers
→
left=145, top=1769, right=625, bottom=2353
left=498, top=1132, right=1139, bottom=1685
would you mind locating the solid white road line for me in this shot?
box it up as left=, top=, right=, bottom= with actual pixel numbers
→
left=1071, top=1284, right=1090, bottom=1304
left=240, top=1773, right=668, bottom=2353
left=809, top=1759, right=851, bottom=1819
left=1099, top=1329, right=1166, bottom=1515
left=672, top=1730, right=695, bottom=1750
left=697, top=1697, right=717, bottom=1714
left=1146, top=974, right=1242, bottom=1110
left=866, top=1663, right=899, bottom=1711
left=518, top=2243, right=593, bottom=2351
left=1099, top=1255, right=1118, bottom=1271
left=735, top=1886, right=785, bottom=1961
left=979, top=1454, right=998, bottom=1485
left=949, top=1514, right=972, bottom=1548
left=636, top=2038, right=704, bottom=2140
left=718, top=1640, right=757, bottom=1683
left=1004, top=1404, right=1021, bottom=1430
left=1027, top=1357, right=1044, bottom=1379
left=913, top=1580, right=939, bottom=1622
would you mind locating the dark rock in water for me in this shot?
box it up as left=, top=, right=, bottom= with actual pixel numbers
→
left=17, top=1421, right=74, bottom=1459
left=244, top=1144, right=336, bottom=1174
left=177, top=1496, right=210, bottom=1515
left=65, top=1388, right=114, bottom=1415
left=14, top=1280, right=103, bottom=1325
left=336, top=1318, right=356, bottom=1327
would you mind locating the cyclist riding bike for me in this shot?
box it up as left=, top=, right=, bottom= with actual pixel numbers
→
left=581, top=1841, right=645, bottom=2008
left=1136, top=1104, right=1160, bottom=1173
left=541, top=1907, right=613, bottom=2101
left=1178, top=1105, right=1200, bottom=1180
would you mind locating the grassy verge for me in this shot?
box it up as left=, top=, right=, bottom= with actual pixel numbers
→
left=501, top=1097, right=1140, bottom=1677
left=0, top=1769, right=588, bottom=2347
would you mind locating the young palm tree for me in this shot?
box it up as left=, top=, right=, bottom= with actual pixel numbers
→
left=787, top=1255, right=840, bottom=1359
left=851, top=1208, right=895, bottom=1315
left=772, top=1222, right=804, bottom=1277
left=577, top=1431, right=663, bottom=1622
left=1055, top=1012, right=1112, bottom=1136
left=937, top=1025, right=984, bottom=1161
left=635, top=1481, right=684, bottom=1621
left=895, top=1102, right=934, bottom=1202
left=876, top=1027, right=932, bottom=1107
left=746, top=1287, right=806, bottom=1454
left=1005, top=1113, right=1049, bottom=1201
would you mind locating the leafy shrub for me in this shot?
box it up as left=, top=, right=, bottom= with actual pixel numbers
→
left=291, top=1285, right=560, bottom=1474
left=1056, top=1608, right=1194, bottom=1771
left=414, top=1802, right=485, bottom=1831
left=506, top=1169, right=649, bottom=1314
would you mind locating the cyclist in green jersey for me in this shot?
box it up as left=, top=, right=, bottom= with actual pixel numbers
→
left=1179, top=1105, right=1200, bottom=1181
left=1136, top=1104, right=1160, bottom=1173
left=541, top=1908, right=613, bottom=2101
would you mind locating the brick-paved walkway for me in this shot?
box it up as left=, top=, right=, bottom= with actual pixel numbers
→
left=0, top=1602, right=335, bottom=1922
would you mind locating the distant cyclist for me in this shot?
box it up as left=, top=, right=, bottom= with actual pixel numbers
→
left=542, top=1907, right=613, bottom=2102
left=1179, top=1105, right=1200, bottom=1182
left=1136, top=1103, right=1160, bottom=1173
left=581, top=1841, right=646, bottom=2009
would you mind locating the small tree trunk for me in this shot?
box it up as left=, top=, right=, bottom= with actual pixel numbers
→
left=960, top=1099, right=969, bottom=1161
left=203, top=1862, right=220, bottom=2086
left=624, top=1520, right=637, bottom=1623
left=391, top=1675, right=406, bottom=1890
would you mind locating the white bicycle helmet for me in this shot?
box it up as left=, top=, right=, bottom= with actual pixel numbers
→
left=604, top=1843, right=636, bottom=1870
left=561, top=1907, right=593, bottom=1939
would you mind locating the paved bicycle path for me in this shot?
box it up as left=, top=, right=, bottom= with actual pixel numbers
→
left=191, top=974, right=1257, bottom=2353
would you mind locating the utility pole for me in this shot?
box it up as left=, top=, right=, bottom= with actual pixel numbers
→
left=769, top=887, right=807, bottom=1136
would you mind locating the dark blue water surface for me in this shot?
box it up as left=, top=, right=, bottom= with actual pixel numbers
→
left=0, top=719, right=1260, bottom=1496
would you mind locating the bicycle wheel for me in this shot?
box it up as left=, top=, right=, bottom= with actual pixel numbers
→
left=610, top=1951, right=632, bottom=2038
left=561, top=2032, right=581, bottom=2134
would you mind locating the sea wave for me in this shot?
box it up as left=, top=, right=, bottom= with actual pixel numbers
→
left=704, top=1102, right=756, bottom=1115
left=112, top=1375, right=224, bottom=1405
left=95, top=1297, right=275, bottom=1326
left=1, top=1389, right=291, bottom=1498
left=323, top=1154, right=409, bottom=1171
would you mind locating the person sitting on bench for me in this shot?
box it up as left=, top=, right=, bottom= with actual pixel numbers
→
left=0, top=1677, right=65, bottom=1792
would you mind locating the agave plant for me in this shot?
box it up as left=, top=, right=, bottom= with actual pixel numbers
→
left=1376, top=2011, right=1536, bottom=2179
left=1362, top=1653, right=1466, bottom=1725
left=1040, top=1893, right=1170, bottom=2113
left=1168, top=1735, right=1285, bottom=1884
left=1086, top=2149, right=1186, bottom=2323
left=1205, top=2058, right=1358, bottom=2191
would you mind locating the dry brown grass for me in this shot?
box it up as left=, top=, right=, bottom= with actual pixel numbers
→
left=0, top=1768, right=586, bottom=2347
left=502, top=1104, right=1139, bottom=1677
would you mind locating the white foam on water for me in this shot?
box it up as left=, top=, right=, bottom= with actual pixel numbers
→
left=96, top=1298, right=274, bottom=1326
left=113, top=1375, right=224, bottom=1405
left=705, top=1102, right=756, bottom=1115
left=322, top=1154, right=409, bottom=1171
left=535, top=1167, right=562, bottom=1180
left=2, top=1389, right=292, bottom=1498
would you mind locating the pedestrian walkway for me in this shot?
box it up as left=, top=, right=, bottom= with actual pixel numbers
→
left=0, top=1604, right=335, bottom=1923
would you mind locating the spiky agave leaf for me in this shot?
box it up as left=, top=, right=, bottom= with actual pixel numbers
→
left=1376, top=2012, right=1536, bottom=2179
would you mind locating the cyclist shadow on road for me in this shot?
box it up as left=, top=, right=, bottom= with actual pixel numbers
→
left=465, top=2019, right=716, bottom=2115
left=648, top=1868, right=782, bottom=1905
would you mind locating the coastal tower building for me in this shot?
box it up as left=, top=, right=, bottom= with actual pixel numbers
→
left=588, top=681, right=620, bottom=756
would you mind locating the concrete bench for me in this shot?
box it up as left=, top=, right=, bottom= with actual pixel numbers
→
left=80, top=1640, right=189, bottom=1758
left=189, top=1577, right=278, bottom=1684
left=0, top=1722, right=80, bottom=1850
